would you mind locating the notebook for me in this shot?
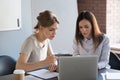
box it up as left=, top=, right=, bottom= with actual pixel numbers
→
left=27, top=69, right=58, bottom=79
left=58, top=55, right=98, bottom=80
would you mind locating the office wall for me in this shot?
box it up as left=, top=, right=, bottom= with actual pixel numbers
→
left=0, top=0, right=78, bottom=60
left=0, top=0, right=32, bottom=60
left=107, top=0, right=120, bottom=43
left=77, top=0, right=106, bottom=33
left=31, top=0, right=78, bottom=54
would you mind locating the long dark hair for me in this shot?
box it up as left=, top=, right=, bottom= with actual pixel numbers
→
left=75, top=11, right=103, bottom=50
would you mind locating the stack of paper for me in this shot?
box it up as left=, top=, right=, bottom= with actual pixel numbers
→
left=106, top=72, right=120, bottom=80
left=27, top=69, right=59, bottom=79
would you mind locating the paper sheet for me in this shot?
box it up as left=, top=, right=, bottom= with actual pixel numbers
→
left=106, top=72, right=120, bottom=80
left=25, top=75, right=43, bottom=80
left=27, top=69, right=59, bottom=79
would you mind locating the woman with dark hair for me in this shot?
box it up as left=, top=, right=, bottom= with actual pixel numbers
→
left=16, top=10, right=59, bottom=72
left=73, top=11, right=110, bottom=69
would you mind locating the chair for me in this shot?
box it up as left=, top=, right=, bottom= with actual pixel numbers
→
left=109, top=52, right=120, bottom=70
left=0, top=55, right=16, bottom=76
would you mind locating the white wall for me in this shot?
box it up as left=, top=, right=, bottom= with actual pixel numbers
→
left=31, top=0, right=78, bottom=54
left=0, top=0, right=32, bottom=60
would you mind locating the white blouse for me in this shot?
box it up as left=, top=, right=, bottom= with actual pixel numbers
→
left=72, top=35, right=110, bottom=69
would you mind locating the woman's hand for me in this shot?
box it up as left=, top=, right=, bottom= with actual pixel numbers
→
left=48, top=63, right=57, bottom=72
left=44, top=55, right=58, bottom=72
left=44, top=55, right=57, bottom=65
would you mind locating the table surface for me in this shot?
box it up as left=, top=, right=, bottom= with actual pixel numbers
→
left=0, top=69, right=120, bottom=80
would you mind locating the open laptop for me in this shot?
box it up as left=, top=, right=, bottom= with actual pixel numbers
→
left=58, top=55, right=98, bottom=80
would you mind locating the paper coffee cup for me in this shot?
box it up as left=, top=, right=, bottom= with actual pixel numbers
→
left=13, top=69, right=25, bottom=80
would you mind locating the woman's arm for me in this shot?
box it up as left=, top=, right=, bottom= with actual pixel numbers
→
left=98, top=36, right=110, bottom=69
left=47, top=42, right=57, bottom=72
left=15, top=37, right=42, bottom=71
left=72, top=39, right=80, bottom=56
left=16, top=53, right=56, bottom=72
left=16, top=38, right=56, bottom=72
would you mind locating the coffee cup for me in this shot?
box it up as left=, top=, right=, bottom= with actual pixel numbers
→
left=13, top=69, right=25, bottom=80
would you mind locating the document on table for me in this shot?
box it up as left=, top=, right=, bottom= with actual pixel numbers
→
left=106, top=72, right=120, bottom=80
left=27, top=69, right=59, bottom=79
left=25, top=75, right=43, bottom=80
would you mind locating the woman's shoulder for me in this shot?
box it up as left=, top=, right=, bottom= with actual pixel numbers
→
left=102, top=34, right=110, bottom=42
left=27, top=34, right=36, bottom=40
left=73, top=38, right=77, bottom=43
left=24, top=34, right=36, bottom=43
left=103, top=34, right=109, bottom=39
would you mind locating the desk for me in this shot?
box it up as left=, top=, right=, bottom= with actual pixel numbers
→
left=0, top=73, right=58, bottom=80
left=0, top=69, right=120, bottom=80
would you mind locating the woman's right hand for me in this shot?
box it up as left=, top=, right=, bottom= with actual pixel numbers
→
left=44, top=55, right=57, bottom=65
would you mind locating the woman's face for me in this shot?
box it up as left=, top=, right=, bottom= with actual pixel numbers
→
left=79, top=19, right=92, bottom=39
left=41, top=22, right=58, bottom=40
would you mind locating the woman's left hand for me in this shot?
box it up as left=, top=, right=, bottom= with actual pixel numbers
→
left=48, top=63, right=57, bottom=72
